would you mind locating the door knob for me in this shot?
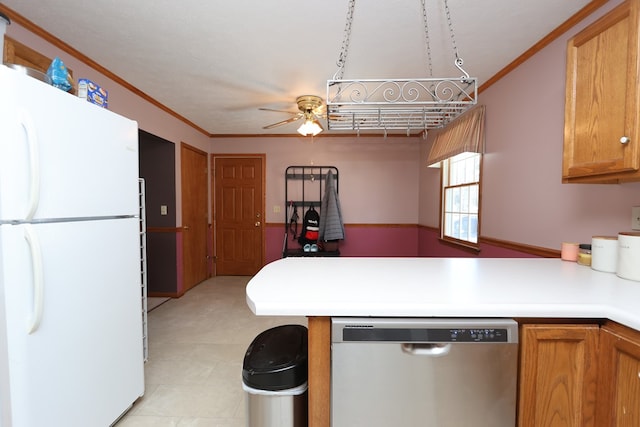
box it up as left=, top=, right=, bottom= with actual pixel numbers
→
left=620, top=136, right=631, bottom=144
left=255, top=221, right=261, bottom=227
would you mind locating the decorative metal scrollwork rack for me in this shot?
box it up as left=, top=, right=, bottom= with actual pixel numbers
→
left=326, top=0, right=477, bottom=135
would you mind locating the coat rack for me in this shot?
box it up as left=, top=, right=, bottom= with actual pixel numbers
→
left=283, top=165, right=340, bottom=257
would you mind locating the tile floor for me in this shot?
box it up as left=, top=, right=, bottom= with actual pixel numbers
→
left=115, top=275, right=307, bottom=427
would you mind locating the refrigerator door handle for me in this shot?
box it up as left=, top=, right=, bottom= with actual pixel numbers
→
left=23, top=224, right=44, bottom=334
left=19, top=109, right=41, bottom=221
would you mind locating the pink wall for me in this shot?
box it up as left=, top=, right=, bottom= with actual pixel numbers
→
left=266, top=224, right=533, bottom=264
left=419, top=0, right=640, bottom=254
left=211, top=136, right=421, bottom=225
left=266, top=224, right=420, bottom=263
left=418, top=227, right=539, bottom=258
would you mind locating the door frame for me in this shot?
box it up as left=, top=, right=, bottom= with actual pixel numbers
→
left=181, top=142, right=210, bottom=292
left=210, top=153, right=266, bottom=276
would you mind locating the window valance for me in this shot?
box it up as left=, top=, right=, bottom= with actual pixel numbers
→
left=427, top=105, right=486, bottom=166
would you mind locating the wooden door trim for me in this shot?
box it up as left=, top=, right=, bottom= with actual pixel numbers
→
left=210, top=153, right=266, bottom=276
left=308, top=317, right=331, bottom=427
left=181, top=142, right=210, bottom=291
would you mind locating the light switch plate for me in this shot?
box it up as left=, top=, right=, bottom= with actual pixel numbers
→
left=632, top=206, right=640, bottom=230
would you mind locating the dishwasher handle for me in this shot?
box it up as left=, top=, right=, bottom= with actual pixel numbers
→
left=401, top=343, right=451, bottom=357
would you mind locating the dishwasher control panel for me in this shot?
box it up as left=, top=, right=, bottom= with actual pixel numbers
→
left=333, top=318, right=519, bottom=344
left=447, top=328, right=508, bottom=342
left=342, top=327, right=509, bottom=342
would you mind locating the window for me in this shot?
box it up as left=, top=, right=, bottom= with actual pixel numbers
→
left=426, top=105, right=485, bottom=249
left=441, top=152, right=481, bottom=246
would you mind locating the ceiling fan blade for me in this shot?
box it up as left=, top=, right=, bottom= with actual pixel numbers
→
left=262, top=115, right=303, bottom=129
left=259, top=107, right=300, bottom=115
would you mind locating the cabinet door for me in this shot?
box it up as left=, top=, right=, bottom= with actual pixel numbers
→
left=597, top=322, right=640, bottom=426
left=563, top=0, right=640, bottom=181
left=518, top=324, right=599, bottom=427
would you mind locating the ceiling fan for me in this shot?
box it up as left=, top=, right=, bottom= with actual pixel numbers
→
left=260, top=95, right=325, bottom=136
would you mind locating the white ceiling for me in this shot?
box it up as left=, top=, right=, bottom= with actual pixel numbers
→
left=3, top=0, right=594, bottom=136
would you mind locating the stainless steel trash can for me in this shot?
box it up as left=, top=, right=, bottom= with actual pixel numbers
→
left=242, top=324, right=308, bottom=427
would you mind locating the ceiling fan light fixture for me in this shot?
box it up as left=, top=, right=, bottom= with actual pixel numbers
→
left=260, top=94, right=325, bottom=135
left=297, top=118, right=323, bottom=136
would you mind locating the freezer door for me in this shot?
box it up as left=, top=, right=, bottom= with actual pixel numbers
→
left=0, top=65, right=139, bottom=222
left=0, top=218, right=144, bottom=427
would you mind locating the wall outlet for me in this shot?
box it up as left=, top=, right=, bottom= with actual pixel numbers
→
left=632, top=206, right=640, bottom=230
left=160, top=205, right=168, bottom=216
left=273, top=205, right=281, bottom=214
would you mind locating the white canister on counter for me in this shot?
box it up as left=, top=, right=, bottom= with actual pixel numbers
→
left=592, top=236, right=618, bottom=273
left=617, top=232, right=640, bottom=281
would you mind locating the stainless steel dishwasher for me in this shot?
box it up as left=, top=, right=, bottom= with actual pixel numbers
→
left=331, top=318, right=519, bottom=427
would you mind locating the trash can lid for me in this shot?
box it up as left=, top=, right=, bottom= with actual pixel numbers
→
left=242, top=324, right=308, bottom=391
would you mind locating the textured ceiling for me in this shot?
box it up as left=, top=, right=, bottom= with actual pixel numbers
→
left=2, top=0, right=595, bottom=135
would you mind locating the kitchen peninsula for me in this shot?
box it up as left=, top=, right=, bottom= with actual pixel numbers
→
left=246, top=257, right=640, bottom=427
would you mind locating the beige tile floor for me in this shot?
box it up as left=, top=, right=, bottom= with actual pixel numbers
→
left=115, top=275, right=307, bottom=427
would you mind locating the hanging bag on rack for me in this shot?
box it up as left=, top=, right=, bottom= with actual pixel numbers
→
left=288, top=202, right=299, bottom=239
left=299, top=205, right=320, bottom=246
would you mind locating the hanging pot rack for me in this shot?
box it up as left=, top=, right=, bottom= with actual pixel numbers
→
left=326, top=0, right=478, bottom=135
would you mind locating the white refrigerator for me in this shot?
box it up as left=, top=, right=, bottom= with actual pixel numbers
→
left=0, top=65, right=144, bottom=426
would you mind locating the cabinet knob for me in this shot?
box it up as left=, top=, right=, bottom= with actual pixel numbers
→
left=255, top=221, right=261, bottom=227
left=620, top=136, right=631, bottom=144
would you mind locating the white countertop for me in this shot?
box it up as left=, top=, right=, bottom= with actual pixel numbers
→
left=246, top=257, right=640, bottom=331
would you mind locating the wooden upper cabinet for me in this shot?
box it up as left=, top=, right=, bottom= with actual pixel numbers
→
left=518, top=324, right=599, bottom=427
left=596, top=321, right=640, bottom=426
left=563, top=0, right=640, bottom=183
left=4, top=37, right=52, bottom=73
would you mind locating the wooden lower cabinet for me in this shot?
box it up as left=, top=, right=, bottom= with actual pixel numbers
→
left=596, top=321, right=640, bottom=426
left=518, top=324, right=600, bottom=427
